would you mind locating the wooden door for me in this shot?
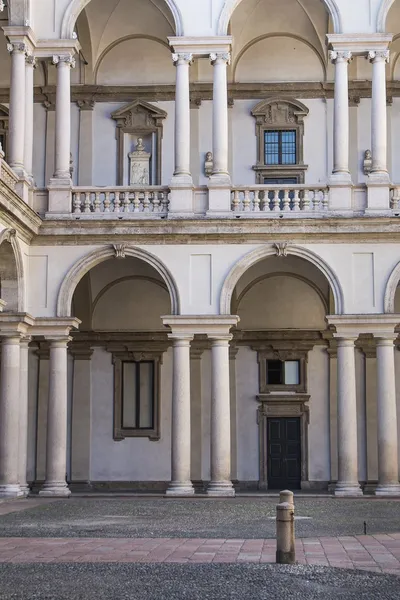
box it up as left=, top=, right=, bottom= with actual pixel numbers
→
left=267, top=417, right=301, bottom=490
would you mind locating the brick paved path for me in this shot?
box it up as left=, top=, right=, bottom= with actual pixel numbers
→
left=0, top=534, right=399, bottom=575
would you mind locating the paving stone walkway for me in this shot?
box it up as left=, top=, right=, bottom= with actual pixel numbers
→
left=0, top=533, right=399, bottom=575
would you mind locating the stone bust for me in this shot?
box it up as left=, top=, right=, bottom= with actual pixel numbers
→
left=204, top=151, right=213, bottom=177
left=363, top=149, right=372, bottom=175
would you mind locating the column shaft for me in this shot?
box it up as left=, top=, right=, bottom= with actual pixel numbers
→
left=39, top=339, right=71, bottom=496
left=53, top=55, right=74, bottom=180
left=24, top=55, right=36, bottom=180
left=369, top=51, right=389, bottom=177
left=375, top=338, right=400, bottom=494
left=0, top=336, right=23, bottom=497
left=329, top=51, right=351, bottom=180
left=18, top=339, right=30, bottom=495
left=335, top=338, right=362, bottom=496
left=167, top=337, right=194, bottom=495
left=210, top=53, right=230, bottom=178
left=208, top=337, right=234, bottom=496
left=7, top=43, right=26, bottom=174
left=172, top=54, right=192, bottom=182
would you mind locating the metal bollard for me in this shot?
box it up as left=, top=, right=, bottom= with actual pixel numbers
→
left=276, top=491, right=295, bottom=564
left=279, top=490, right=294, bottom=507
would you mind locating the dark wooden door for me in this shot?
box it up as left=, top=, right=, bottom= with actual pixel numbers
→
left=267, top=417, right=301, bottom=490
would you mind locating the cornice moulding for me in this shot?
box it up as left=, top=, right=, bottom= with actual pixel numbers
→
left=2, top=26, right=37, bottom=51
left=168, top=36, right=232, bottom=57
left=327, top=33, right=393, bottom=55
left=327, top=314, right=400, bottom=337
left=34, top=38, right=81, bottom=59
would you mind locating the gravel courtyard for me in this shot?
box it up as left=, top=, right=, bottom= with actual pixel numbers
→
left=0, top=497, right=399, bottom=539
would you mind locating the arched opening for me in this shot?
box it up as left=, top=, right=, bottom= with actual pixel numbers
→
left=61, top=0, right=183, bottom=39
left=222, top=246, right=342, bottom=491
left=0, top=239, right=18, bottom=312
left=0, top=229, right=24, bottom=312
left=218, top=0, right=342, bottom=37
left=55, top=248, right=179, bottom=489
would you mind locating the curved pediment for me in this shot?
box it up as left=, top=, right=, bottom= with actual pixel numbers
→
left=251, top=97, right=309, bottom=125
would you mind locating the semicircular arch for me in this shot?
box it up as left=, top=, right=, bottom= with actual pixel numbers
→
left=94, top=34, right=171, bottom=83
left=384, top=259, right=400, bottom=312
left=217, top=0, right=343, bottom=36
left=0, top=228, right=25, bottom=312
left=220, top=244, right=344, bottom=315
left=61, top=0, right=184, bottom=39
left=377, top=0, right=396, bottom=32
left=57, top=246, right=180, bottom=317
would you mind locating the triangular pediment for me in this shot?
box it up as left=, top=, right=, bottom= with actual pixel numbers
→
left=111, top=100, right=167, bottom=130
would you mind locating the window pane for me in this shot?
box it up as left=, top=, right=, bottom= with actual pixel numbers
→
left=284, top=361, right=300, bottom=385
left=122, top=362, right=137, bottom=428
left=281, top=130, right=296, bottom=165
left=264, top=130, right=297, bottom=165
left=139, top=362, right=154, bottom=429
left=265, top=131, right=279, bottom=165
left=267, top=360, right=283, bottom=385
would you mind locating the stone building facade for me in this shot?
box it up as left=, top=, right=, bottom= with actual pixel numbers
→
left=1, top=0, right=400, bottom=498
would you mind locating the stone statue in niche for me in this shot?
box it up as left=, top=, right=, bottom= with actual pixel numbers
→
left=363, top=149, right=372, bottom=175
left=204, top=151, right=213, bottom=177
left=129, top=138, right=151, bottom=185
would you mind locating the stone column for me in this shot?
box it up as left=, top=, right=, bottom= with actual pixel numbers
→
left=368, top=51, right=390, bottom=181
left=24, top=54, right=36, bottom=183
left=334, top=337, right=362, bottom=496
left=190, top=347, right=203, bottom=486
left=374, top=336, right=400, bottom=495
left=39, top=338, right=71, bottom=497
left=52, top=55, right=75, bottom=180
left=0, top=336, right=23, bottom=497
left=18, top=338, right=30, bottom=496
left=166, top=335, right=194, bottom=496
left=172, top=53, right=193, bottom=184
left=70, top=346, right=93, bottom=484
left=7, top=42, right=27, bottom=176
left=329, top=51, right=352, bottom=182
left=208, top=336, right=234, bottom=496
left=210, top=53, right=230, bottom=181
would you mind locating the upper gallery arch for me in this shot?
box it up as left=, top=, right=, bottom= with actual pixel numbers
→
left=217, top=0, right=343, bottom=36
left=61, top=0, right=184, bottom=39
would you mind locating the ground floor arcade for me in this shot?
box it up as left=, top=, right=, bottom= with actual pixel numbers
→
left=1, top=239, right=400, bottom=497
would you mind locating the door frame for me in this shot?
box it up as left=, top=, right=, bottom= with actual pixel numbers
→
left=257, top=394, right=310, bottom=490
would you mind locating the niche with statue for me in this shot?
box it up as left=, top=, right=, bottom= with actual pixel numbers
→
left=111, top=100, right=167, bottom=186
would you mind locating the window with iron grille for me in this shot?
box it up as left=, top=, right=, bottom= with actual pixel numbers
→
left=264, top=130, right=297, bottom=166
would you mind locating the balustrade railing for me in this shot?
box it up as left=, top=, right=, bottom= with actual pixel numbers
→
left=72, top=186, right=170, bottom=215
left=231, top=185, right=329, bottom=214
left=391, top=186, right=400, bottom=211
left=0, top=151, right=18, bottom=192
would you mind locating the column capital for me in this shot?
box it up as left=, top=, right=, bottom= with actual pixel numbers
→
left=210, top=52, right=231, bottom=66
left=52, top=54, right=76, bottom=68
left=172, top=53, right=193, bottom=66
left=209, top=335, right=233, bottom=344
left=7, top=42, right=28, bottom=55
left=77, top=99, right=95, bottom=111
left=374, top=335, right=397, bottom=345
left=25, top=53, right=37, bottom=68
left=329, top=50, right=352, bottom=64
left=168, top=334, right=193, bottom=345
left=368, top=50, right=390, bottom=64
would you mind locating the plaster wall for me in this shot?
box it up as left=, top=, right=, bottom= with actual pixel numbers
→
left=90, top=346, right=173, bottom=481
left=25, top=242, right=400, bottom=318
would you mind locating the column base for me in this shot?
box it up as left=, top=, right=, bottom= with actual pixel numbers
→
left=375, top=483, right=400, bottom=496
left=334, top=482, right=363, bottom=497
left=0, top=484, right=24, bottom=498
left=19, top=484, right=30, bottom=497
left=207, top=481, right=235, bottom=497
left=165, top=482, right=195, bottom=496
left=39, top=481, right=71, bottom=497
